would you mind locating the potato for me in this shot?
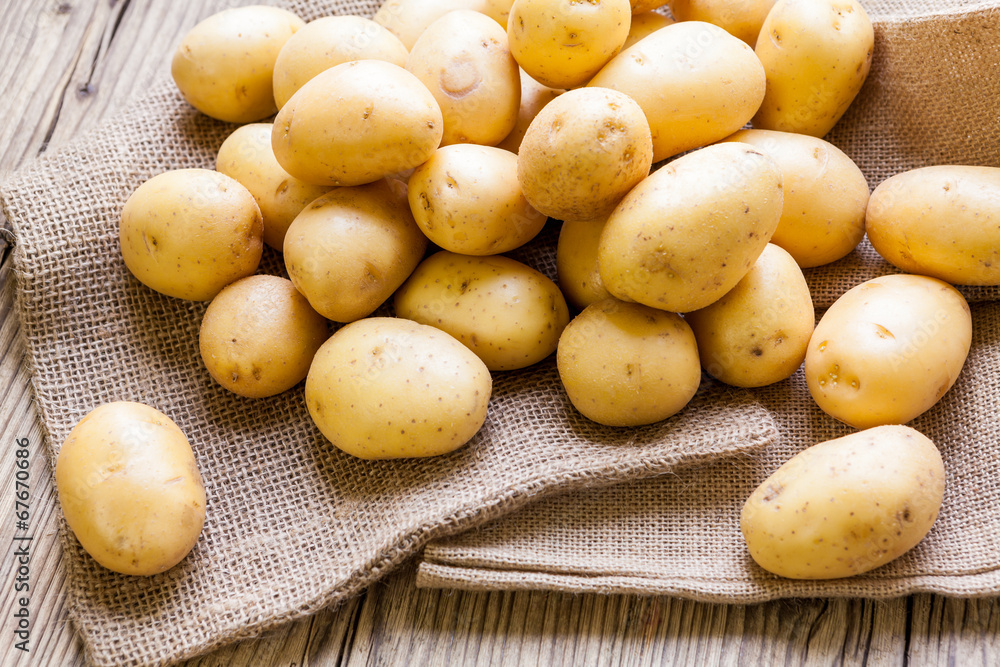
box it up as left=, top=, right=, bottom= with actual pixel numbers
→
left=272, top=60, right=443, bottom=187
left=283, top=179, right=427, bottom=323
left=406, top=11, right=520, bottom=146
left=199, top=275, right=329, bottom=398
left=805, top=274, right=972, bottom=429
left=305, top=317, right=491, bottom=459
left=394, top=251, right=570, bottom=370
left=753, top=0, right=873, bottom=137
left=866, top=166, right=1000, bottom=285
left=56, top=402, right=206, bottom=576
left=407, top=144, right=546, bottom=255
left=630, top=0, right=670, bottom=13
left=599, top=143, right=783, bottom=313
left=589, top=21, right=765, bottom=162
left=171, top=6, right=304, bottom=123
left=685, top=244, right=813, bottom=387
left=556, top=217, right=614, bottom=310
left=272, top=16, right=408, bottom=109
left=375, top=0, right=513, bottom=50
left=495, top=69, right=562, bottom=154
left=507, top=0, right=631, bottom=88
left=621, top=11, right=674, bottom=51
left=741, top=425, right=946, bottom=579
left=119, top=169, right=263, bottom=301
left=518, top=87, right=652, bottom=221
left=721, top=129, right=869, bottom=268
left=216, top=123, right=332, bottom=251
left=667, top=0, right=775, bottom=47
left=557, top=298, right=701, bottom=426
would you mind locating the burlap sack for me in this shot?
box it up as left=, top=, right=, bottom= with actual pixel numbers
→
left=417, top=0, right=1000, bottom=599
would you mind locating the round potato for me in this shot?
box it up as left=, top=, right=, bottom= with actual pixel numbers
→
left=283, top=179, right=428, bottom=323
left=394, top=251, right=570, bottom=371
left=56, top=402, right=206, bottom=576
left=741, top=425, right=945, bottom=579
left=589, top=21, right=765, bottom=162
left=216, top=123, right=332, bottom=250
left=408, top=144, right=546, bottom=255
left=171, top=6, right=304, bottom=123
left=406, top=11, right=520, bottom=146
left=621, top=11, right=674, bottom=50
left=557, top=298, right=701, bottom=426
left=199, top=275, right=329, bottom=398
left=667, top=0, right=776, bottom=47
left=518, top=87, right=652, bottom=221
left=119, top=169, right=263, bottom=301
left=598, top=143, right=783, bottom=313
left=374, top=0, right=513, bottom=50
left=495, top=69, right=562, bottom=154
left=272, top=60, right=443, bottom=187
left=556, top=217, right=614, bottom=311
left=507, top=0, right=631, bottom=88
left=721, top=129, right=869, bottom=268
left=272, top=16, right=408, bottom=109
left=306, top=317, right=492, bottom=459
left=866, top=166, right=1000, bottom=285
left=805, top=274, right=973, bottom=429
left=753, top=0, right=873, bottom=136
left=685, top=244, right=814, bottom=387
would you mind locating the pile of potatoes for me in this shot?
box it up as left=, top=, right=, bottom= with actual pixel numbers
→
left=56, top=0, right=1000, bottom=579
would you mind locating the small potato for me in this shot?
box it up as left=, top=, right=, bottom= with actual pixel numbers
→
left=866, top=166, right=1000, bottom=285
left=518, top=87, right=652, bottom=221
left=119, top=169, right=263, bottom=301
left=216, top=123, right=332, bottom=250
left=721, top=129, right=869, bottom=268
left=685, top=244, right=814, bottom=387
left=171, top=6, right=304, bottom=123
left=805, top=274, right=972, bottom=429
left=741, top=425, right=946, bottom=579
left=557, top=298, right=701, bottom=426
left=556, top=217, right=614, bottom=311
left=589, top=21, right=765, bottom=162
left=507, top=0, right=631, bottom=88
left=375, top=0, right=513, bottom=50
left=394, top=251, right=570, bottom=371
left=495, top=69, right=562, bottom=154
left=272, top=16, right=408, bottom=109
left=306, top=317, right=492, bottom=459
left=753, top=0, right=873, bottom=137
left=407, top=144, right=546, bottom=255
left=272, top=60, right=443, bottom=187
left=406, top=11, right=520, bottom=146
left=630, top=0, right=670, bottom=13
left=621, top=11, right=674, bottom=51
left=199, top=275, right=329, bottom=398
left=599, top=143, right=783, bottom=313
left=667, top=0, right=776, bottom=47
left=56, top=402, right=207, bottom=576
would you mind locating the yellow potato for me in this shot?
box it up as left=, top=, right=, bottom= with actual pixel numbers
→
left=589, top=21, right=765, bottom=162
left=272, top=16, right=408, bottom=109
left=518, top=87, right=652, bottom=221
left=556, top=217, right=614, bottom=310
left=495, top=69, right=563, bottom=154
left=394, top=251, right=570, bottom=371
left=753, top=0, right=873, bottom=136
left=507, top=0, right=632, bottom=88
left=375, top=0, right=514, bottom=50
left=56, top=402, right=206, bottom=576
left=805, top=274, right=972, bottom=429
left=216, top=123, right=332, bottom=251
left=407, top=144, right=546, bottom=255
left=306, top=317, right=492, bottom=459
left=272, top=60, right=443, bottom=187
left=171, top=6, right=304, bottom=123
left=621, top=11, right=674, bottom=51
left=721, top=129, right=869, bottom=268
left=741, top=425, right=945, bottom=579
left=685, top=244, right=814, bottom=387
left=667, top=0, right=776, bottom=46
left=866, top=166, right=1000, bottom=285
left=119, top=169, right=263, bottom=301
left=406, top=11, right=520, bottom=146
left=630, top=0, right=670, bottom=13
left=557, top=298, right=701, bottom=426
left=283, top=179, right=428, bottom=323
left=599, top=143, right=783, bottom=313
left=199, top=275, right=329, bottom=398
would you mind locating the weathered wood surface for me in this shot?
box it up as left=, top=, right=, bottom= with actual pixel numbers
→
left=0, top=1, right=998, bottom=665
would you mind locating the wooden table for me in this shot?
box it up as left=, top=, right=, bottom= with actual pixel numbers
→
left=1, top=1, right=997, bottom=665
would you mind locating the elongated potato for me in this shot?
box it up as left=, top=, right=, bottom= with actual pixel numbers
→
left=557, top=217, right=614, bottom=311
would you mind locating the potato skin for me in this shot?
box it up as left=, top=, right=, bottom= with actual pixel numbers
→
left=494, top=69, right=563, bottom=154
left=741, top=425, right=945, bottom=579
left=621, top=11, right=674, bottom=51
left=805, top=275, right=972, bottom=429
left=305, top=318, right=492, bottom=459
left=556, top=217, right=614, bottom=311
left=56, top=402, right=207, bottom=576
left=667, top=0, right=775, bottom=47
left=375, top=0, right=513, bottom=50
left=866, top=166, right=1000, bottom=285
